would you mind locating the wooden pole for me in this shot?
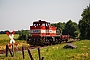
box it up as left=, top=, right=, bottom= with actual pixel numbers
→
left=41, top=57, right=44, bottom=60
left=16, top=46, right=18, bottom=52
left=27, top=49, right=34, bottom=60
left=38, top=48, right=41, bottom=60
left=8, top=48, right=13, bottom=57
left=6, top=45, right=8, bottom=57
left=22, top=47, right=24, bottom=59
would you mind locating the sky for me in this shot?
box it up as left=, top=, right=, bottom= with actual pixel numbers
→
left=0, top=0, right=89, bottom=31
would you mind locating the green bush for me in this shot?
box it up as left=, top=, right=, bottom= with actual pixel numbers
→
left=18, top=30, right=30, bottom=40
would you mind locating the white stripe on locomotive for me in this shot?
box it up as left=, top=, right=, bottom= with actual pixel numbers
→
left=30, top=29, right=56, bottom=33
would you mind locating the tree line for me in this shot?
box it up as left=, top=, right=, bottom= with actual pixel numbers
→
left=51, top=20, right=80, bottom=38
left=0, top=30, right=19, bottom=34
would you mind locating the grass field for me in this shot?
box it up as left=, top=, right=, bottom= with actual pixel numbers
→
left=0, top=40, right=90, bottom=60
left=0, top=34, right=19, bottom=40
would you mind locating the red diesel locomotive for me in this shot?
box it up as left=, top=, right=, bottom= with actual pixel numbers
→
left=27, top=20, right=70, bottom=45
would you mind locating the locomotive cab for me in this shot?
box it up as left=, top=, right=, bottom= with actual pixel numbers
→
left=30, top=20, right=56, bottom=37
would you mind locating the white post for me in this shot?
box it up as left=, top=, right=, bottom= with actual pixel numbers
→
left=12, top=42, right=14, bottom=56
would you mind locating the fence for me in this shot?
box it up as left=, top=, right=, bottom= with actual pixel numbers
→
left=6, top=45, right=44, bottom=60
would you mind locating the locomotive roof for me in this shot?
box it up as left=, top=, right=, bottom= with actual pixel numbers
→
left=33, top=20, right=50, bottom=24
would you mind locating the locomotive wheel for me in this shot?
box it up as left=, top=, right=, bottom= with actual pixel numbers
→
left=45, top=39, right=50, bottom=45
left=58, top=39, right=62, bottom=43
left=65, top=39, right=68, bottom=42
left=40, top=38, right=45, bottom=46
left=55, top=39, right=59, bottom=44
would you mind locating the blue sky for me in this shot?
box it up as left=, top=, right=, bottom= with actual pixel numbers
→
left=0, top=0, right=89, bottom=31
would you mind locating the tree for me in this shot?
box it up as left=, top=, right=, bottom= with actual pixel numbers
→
left=63, top=20, right=79, bottom=38
left=0, top=30, right=9, bottom=34
left=18, top=30, right=30, bottom=40
left=78, top=5, right=90, bottom=39
left=56, top=22, right=65, bottom=35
